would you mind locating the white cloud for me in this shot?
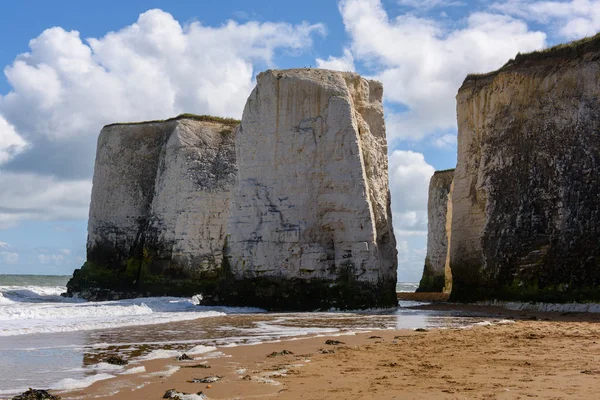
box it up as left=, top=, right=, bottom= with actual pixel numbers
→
left=0, top=116, right=28, bottom=164
left=388, top=150, right=435, bottom=279
left=0, top=9, right=324, bottom=227
left=38, top=253, right=65, bottom=265
left=316, top=48, right=356, bottom=71
left=338, top=0, right=546, bottom=144
left=0, top=172, right=91, bottom=229
left=397, top=0, right=466, bottom=9
left=0, top=241, right=8, bottom=248
left=58, top=248, right=72, bottom=256
left=1, top=10, right=324, bottom=141
left=1, top=252, right=19, bottom=264
left=433, top=133, right=457, bottom=148
left=491, top=0, right=600, bottom=39
left=389, top=150, right=435, bottom=224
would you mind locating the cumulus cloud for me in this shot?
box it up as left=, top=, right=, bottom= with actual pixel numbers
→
left=1, top=252, right=19, bottom=264
left=0, top=172, right=91, bottom=229
left=0, top=116, right=28, bottom=165
left=397, top=0, right=466, bottom=9
left=388, top=150, right=435, bottom=279
left=338, top=0, right=546, bottom=144
left=389, top=150, right=435, bottom=236
left=1, top=10, right=324, bottom=141
left=316, top=48, right=356, bottom=71
left=491, top=0, right=600, bottom=39
left=38, top=253, right=65, bottom=265
left=432, top=133, right=457, bottom=148
left=0, top=241, right=8, bottom=248
left=0, top=9, right=324, bottom=227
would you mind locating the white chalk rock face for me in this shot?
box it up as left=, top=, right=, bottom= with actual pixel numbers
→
left=418, top=169, right=454, bottom=292
left=225, top=69, right=397, bottom=309
left=449, top=38, right=600, bottom=302
left=75, top=116, right=237, bottom=299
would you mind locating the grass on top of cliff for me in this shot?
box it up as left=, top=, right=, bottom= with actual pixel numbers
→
left=466, top=31, right=600, bottom=80
left=105, top=114, right=240, bottom=128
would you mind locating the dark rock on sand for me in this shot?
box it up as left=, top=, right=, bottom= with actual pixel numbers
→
left=105, top=355, right=128, bottom=365
left=163, top=389, right=205, bottom=399
left=267, top=350, right=294, bottom=357
left=325, top=340, right=345, bottom=345
left=12, top=389, right=60, bottom=400
left=319, top=348, right=335, bottom=354
left=182, top=364, right=211, bottom=369
left=177, top=353, right=194, bottom=361
left=187, top=376, right=222, bottom=383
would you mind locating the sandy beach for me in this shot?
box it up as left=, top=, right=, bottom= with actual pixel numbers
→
left=59, top=305, right=600, bottom=400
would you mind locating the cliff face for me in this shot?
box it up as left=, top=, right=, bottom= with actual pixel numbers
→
left=450, top=39, right=600, bottom=302
left=67, top=69, right=398, bottom=310
left=418, top=169, right=454, bottom=292
left=67, top=116, right=237, bottom=300
left=224, top=69, right=398, bottom=309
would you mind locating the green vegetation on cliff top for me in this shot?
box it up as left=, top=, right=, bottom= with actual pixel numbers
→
left=105, top=113, right=240, bottom=128
left=465, top=31, right=600, bottom=81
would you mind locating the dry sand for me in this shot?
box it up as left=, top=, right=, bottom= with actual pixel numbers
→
left=62, top=306, right=600, bottom=399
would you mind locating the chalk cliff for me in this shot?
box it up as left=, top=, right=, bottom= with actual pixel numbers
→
left=66, top=115, right=238, bottom=300
left=67, top=69, right=398, bottom=310
left=449, top=35, right=600, bottom=302
left=224, top=69, right=398, bottom=309
left=417, top=169, right=454, bottom=292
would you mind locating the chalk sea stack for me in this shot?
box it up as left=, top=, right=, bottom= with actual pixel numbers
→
left=66, top=115, right=238, bottom=301
left=225, top=69, right=397, bottom=309
left=417, top=169, right=453, bottom=293
left=419, top=34, right=600, bottom=303
left=66, top=69, right=398, bottom=310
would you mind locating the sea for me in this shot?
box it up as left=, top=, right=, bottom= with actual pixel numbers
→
left=0, top=275, right=493, bottom=398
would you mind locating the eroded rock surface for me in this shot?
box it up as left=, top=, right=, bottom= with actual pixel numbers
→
left=224, top=69, right=397, bottom=309
left=418, top=169, right=454, bottom=292
left=67, top=116, right=238, bottom=300
left=449, top=36, right=600, bottom=302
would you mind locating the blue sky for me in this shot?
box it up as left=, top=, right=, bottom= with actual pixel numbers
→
left=0, top=0, right=598, bottom=280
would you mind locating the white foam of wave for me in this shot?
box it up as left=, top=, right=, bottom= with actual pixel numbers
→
left=143, top=365, right=180, bottom=378
left=461, top=319, right=516, bottom=329
left=53, top=373, right=116, bottom=391
left=140, top=344, right=217, bottom=361
left=0, top=282, right=265, bottom=337
left=229, top=319, right=340, bottom=337
left=0, top=295, right=238, bottom=337
left=0, top=285, right=77, bottom=303
left=89, top=362, right=125, bottom=372
left=121, top=366, right=146, bottom=375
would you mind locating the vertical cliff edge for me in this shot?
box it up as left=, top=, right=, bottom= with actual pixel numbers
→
left=417, top=169, right=454, bottom=292
left=449, top=35, right=600, bottom=302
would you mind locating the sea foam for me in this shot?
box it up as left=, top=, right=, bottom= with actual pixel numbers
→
left=0, top=284, right=261, bottom=336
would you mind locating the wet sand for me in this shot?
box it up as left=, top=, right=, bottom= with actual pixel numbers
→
left=61, top=305, right=600, bottom=399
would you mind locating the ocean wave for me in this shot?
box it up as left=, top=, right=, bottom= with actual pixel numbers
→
left=0, top=285, right=74, bottom=304
left=0, top=286, right=263, bottom=336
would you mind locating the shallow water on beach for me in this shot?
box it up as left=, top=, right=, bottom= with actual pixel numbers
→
left=0, top=276, right=496, bottom=397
